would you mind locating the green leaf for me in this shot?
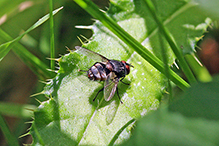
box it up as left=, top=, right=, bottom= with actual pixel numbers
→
left=122, top=76, right=219, bottom=145
left=30, top=0, right=211, bottom=145
left=122, top=109, right=219, bottom=146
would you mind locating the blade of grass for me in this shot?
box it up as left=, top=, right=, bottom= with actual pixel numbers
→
left=143, top=0, right=197, bottom=84
left=0, top=6, right=63, bottom=61
left=0, top=29, right=53, bottom=79
left=0, top=7, right=63, bottom=79
left=49, top=0, right=55, bottom=70
left=0, top=115, right=19, bottom=146
left=74, top=0, right=190, bottom=90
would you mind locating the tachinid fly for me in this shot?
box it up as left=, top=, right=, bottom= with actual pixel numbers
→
left=75, top=46, right=133, bottom=104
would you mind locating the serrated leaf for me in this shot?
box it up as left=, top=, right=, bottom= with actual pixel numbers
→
left=31, top=0, right=211, bottom=145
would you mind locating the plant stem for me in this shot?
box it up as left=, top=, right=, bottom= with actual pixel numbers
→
left=49, top=0, right=55, bottom=70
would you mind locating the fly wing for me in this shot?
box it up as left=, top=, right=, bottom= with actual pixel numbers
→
left=105, top=99, right=119, bottom=125
left=75, top=46, right=109, bottom=62
left=104, top=72, right=119, bottom=101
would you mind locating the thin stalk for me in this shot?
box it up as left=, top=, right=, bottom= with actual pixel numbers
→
left=49, top=0, right=55, bottom=70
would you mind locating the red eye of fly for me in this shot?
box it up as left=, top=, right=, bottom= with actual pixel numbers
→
left=126, top=64, right=130, bottom=74
left=121, top=61, right=130, bottom=74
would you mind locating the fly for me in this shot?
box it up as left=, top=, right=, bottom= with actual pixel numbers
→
left=75, top=46, right=133, bottom=104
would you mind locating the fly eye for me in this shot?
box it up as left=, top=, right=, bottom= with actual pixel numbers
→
left=125, top=64, right=130, bottom=74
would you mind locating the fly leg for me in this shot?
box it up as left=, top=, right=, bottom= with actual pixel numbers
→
left=93, top=87, right=104, bottom=101
left=116, top=87, right=123, bottom=104
left=120, top=77, right=130, bottom=85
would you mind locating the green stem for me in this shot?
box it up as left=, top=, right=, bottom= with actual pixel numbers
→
left=49, top=0, right=55, bottom=70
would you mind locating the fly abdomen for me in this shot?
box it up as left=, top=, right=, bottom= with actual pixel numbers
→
left=88, top=62, right=107, bottom=81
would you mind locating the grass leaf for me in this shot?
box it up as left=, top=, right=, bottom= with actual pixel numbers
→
left=0, top=7, right=63, bottom=79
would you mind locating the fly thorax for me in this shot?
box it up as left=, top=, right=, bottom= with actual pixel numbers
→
left=109, top=60, right=126, bottom=78
left=106, top=62, right=113, bottom=71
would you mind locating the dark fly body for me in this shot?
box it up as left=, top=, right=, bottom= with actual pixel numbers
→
left=75, top=46, right=133, bottom=103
